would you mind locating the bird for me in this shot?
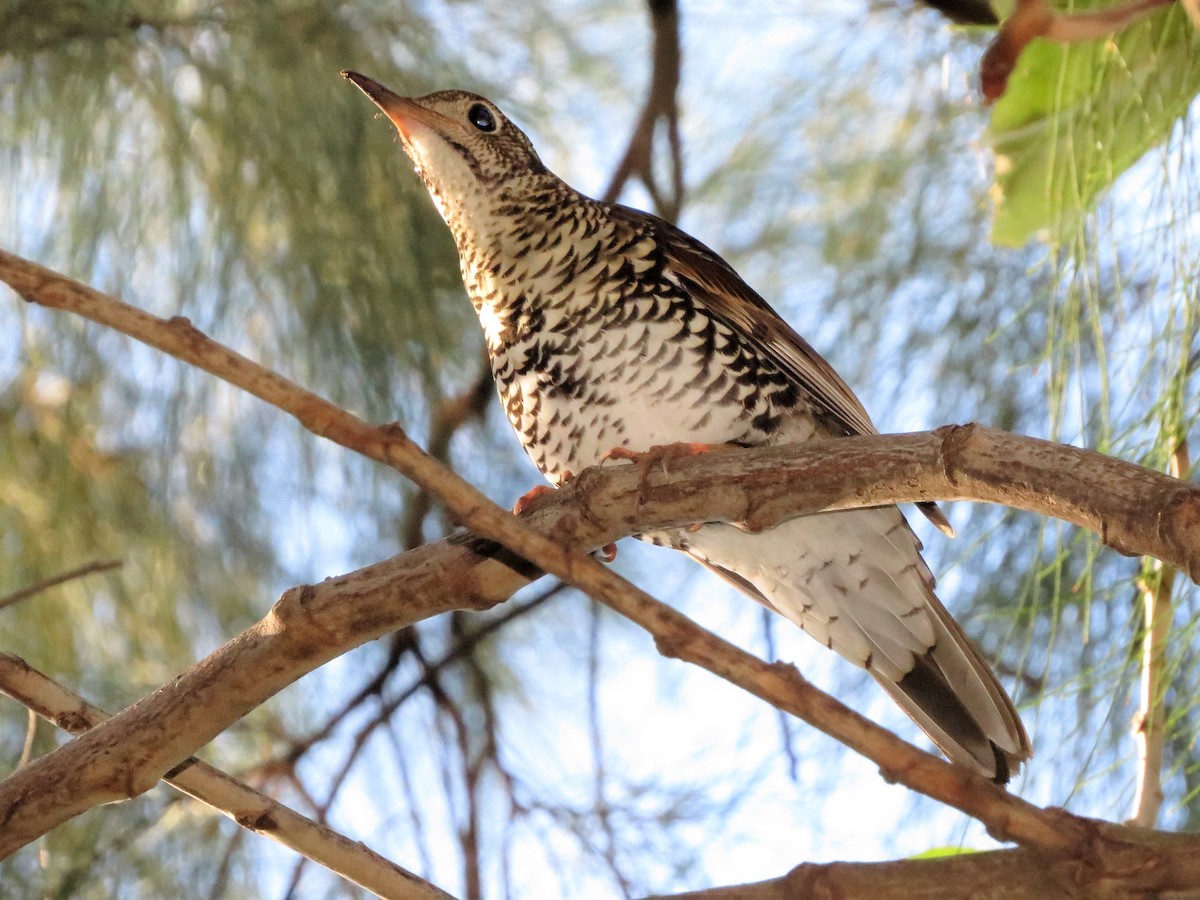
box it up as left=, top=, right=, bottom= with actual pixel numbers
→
left=343, top=70, right=1031, bottom=783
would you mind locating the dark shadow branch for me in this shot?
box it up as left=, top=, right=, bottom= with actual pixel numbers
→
left=920, top=0, right=999, bottom=24
left=258, top=587, right=556, bottom=782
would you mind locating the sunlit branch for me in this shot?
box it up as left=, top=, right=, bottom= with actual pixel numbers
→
left=0, top=415, right=1191, bottom=865
left=643, top=830, right=1200, bottom=900
left=0, top=247, right=748, bottom=851
left=5, top=250, right=1200, bottom=881
left=0, top=654, right=454, bottom=900
left=18, top=709, right=36, bottom=770
left=402, top=354, right=494, bottom=551
left=0, top=248, right=679, bottom=668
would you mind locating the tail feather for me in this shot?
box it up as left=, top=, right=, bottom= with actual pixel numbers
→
left=650, top=506, right=1031, bottom=782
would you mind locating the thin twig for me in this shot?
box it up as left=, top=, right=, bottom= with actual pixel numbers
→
left=264, top=630, right=419, bottom=778
left=1131, top=437, right=1190, bottom=827
left=279, top=591, right=558, bottom=897
left=18, top=708, right=37, bottom=769
left=0, top=560, right=122, bottom=611
left=0, top=653, right=455, bottom=900
left=587, top=599, right=631, bottom=894
left=762, top=609, right=801, bottom=784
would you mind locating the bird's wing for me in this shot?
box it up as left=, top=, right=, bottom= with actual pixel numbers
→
left=646, top=214, right=953, bottom=536
left=651, top=217, right=877, bottom=439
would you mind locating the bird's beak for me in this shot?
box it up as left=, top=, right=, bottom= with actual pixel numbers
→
left=341, top=70, right=443, bottom=138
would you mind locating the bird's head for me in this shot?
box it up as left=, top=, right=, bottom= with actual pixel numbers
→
left=343, top=71, right=552, bottom=242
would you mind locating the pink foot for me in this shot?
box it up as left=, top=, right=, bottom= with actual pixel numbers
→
left=513, top=484, right=557, bottom=516
left=600, top=441, right=726, bottom=468
left=514, top=474, right=617, bottom=561
left=599, top=442, right=735, bottom=519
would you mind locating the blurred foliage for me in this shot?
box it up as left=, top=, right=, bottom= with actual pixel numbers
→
left=989, top=2, right=1200, bottom=245
left=0, top=0, right=1199, bottom=898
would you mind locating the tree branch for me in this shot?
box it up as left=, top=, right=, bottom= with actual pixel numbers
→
left=0, top=247, right=675, bottom=658
left=5, top=249, right=1200, bottom=893
left=602, top=0, right=684, bottom=220
left=645, top=831, right=1200, bottom=899
left=980, top=0, right=1176, bottom=103
left=920, top=0, right=999, bottom=25
left=0, top=559, right=122, bottom=611
left=0, top=654, right=454, bottom=900
left=0, top=422, right=1194, bottom=861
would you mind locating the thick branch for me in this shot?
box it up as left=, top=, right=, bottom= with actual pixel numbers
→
left=553, top=424, right=1200, bottom=583
left=0, top=654, right=453, bottom=900
left=0, top=424, right=1194, bottom=859
left=4, top=249, right=1200, bottom=883
left=648, top=828, right=1200, bottom=899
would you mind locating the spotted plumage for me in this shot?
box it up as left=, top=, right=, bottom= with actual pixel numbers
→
left=345, top=72, right=1031, bottom=782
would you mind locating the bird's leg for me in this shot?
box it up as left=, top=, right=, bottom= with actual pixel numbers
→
left=600, top=442, right=737, bottom=531
left=512, top=473, right=619, bottom=562
left=601, top=441, right=734, bottom=483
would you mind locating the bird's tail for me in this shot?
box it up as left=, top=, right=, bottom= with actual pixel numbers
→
left=656, top=506, right=1031, bottom=782
left=872, top=599, right=1030, bottom=783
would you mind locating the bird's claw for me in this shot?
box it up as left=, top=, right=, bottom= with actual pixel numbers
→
left=514, top=478, right=618, bottom=560
left=513, top=484, right=556, bottom=516
left=513, top=469, right=575, bottom=516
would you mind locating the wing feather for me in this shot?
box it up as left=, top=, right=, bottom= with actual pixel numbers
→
left=616, top=207, right=952, bottom=535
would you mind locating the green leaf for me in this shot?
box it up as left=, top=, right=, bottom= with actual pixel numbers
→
left=909, top=845, right=980, bottom=859
left=988, top=5, right=1200, bottom=246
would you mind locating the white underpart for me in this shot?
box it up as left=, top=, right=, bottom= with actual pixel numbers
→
left=662, top=508, right=936, bottom=682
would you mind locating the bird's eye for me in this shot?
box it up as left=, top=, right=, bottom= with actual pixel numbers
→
left=467, top=103, right=496, bottom=133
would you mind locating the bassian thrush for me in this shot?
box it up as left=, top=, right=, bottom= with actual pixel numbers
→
left=344, top=71, right=1031, bottom=783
